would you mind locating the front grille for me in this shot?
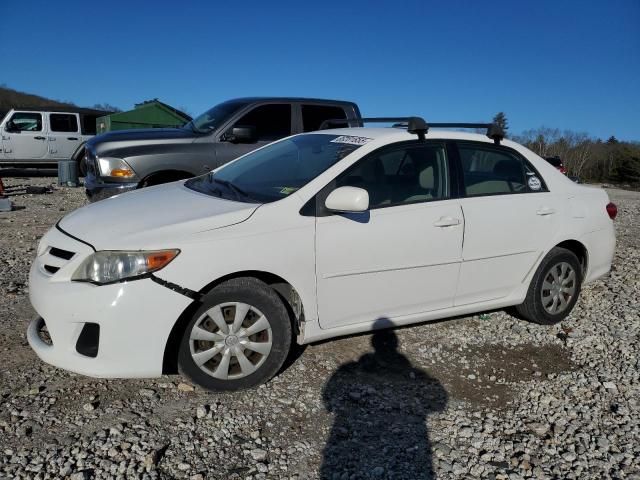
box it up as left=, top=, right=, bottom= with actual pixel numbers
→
left=41, top=246, right=77, bottom=276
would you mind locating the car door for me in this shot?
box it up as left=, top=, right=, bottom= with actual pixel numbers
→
left=453, top=141, right=560, bottom=305
left=2, top=111, right=48, bottom=160
left=214, top=103, right=293, bottom=167
left=315, top=141, right=464, bottom=329
left=47, top=113, right=81, bottom=159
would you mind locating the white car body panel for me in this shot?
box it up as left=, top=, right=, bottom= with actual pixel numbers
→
left=59, top=182, right=260, bottom=249
left=455, top=192, right=562, bottom=305
left=316, top=200, right=463, bottom=328
left=28, top=127, right=616, bottom=378
left=27, top=226, right=192, bottom=377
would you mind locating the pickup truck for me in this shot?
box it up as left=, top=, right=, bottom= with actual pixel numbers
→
left=0, top=108, right=103, bottom=167
left=84, top=97, right=361, bottom=201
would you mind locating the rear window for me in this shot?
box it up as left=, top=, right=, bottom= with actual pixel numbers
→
left=82, top=115, right=98, bottom=135
left=302, top=104, right=348, bottom=131
left=459, top=144, right=546, bottom=196
left=50, top=113, right=78, bottom=132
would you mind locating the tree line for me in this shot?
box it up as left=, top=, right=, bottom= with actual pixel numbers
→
left=493, top=113, right=640, bottom=186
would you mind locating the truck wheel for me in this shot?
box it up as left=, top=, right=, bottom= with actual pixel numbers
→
left=178, top=278, right=292, bottom=391
left=516, top=247, right=582, bottom=325
left=140, top=171, right=192, bottom=188
left=76, top=147, right=87, bottom=176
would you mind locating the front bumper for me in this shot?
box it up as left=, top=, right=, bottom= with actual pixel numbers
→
left=84, top=171, right=137, bottom=202
left=27, top=226, right=192, bottom=378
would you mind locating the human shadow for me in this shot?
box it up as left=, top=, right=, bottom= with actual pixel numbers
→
left=320, top=319, right=448, bottom=479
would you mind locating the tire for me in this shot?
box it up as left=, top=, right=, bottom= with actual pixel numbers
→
left=140, top=171, right=192, bottom=188
left=178, top=278, right=292, bottom=391
left=516, top=247, right=582, bottom=325
left=76, top=148, right=87, bottom=177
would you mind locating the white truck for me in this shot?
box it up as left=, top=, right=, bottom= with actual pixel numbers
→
left=0, top=108, right=103, bottom=167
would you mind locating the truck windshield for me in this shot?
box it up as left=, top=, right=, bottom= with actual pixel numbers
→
left=185, top=100, right=248, bottom=134
left=185, top=134, right=366, bottom=203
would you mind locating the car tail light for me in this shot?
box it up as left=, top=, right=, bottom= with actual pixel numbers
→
left=606, top=202, right=617, bottom=220
left=559, top=166, right=568, bottom=175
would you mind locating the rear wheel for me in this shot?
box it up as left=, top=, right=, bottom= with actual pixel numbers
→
left=516, top=247, right=582, bottom=325
left=178, top=278, right=292, bottom=391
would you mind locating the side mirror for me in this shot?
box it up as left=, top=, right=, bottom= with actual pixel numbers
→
left=325, top=186, right=369, bottom=213
left=5, top=120, right=18, bottom=133
left=224, top=126, right=256, bottom=143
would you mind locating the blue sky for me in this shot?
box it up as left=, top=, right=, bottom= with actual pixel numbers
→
left=1, top=0, right=638, bottom=140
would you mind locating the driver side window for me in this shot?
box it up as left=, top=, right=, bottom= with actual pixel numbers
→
left=232, top=104, right=292, bottom=141
left=335, top=143, right=450, bottom=209
left=8, top=112, right=42, bottom=132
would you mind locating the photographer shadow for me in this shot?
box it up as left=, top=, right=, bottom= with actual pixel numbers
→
left=320, top=319, right=448, bottom=479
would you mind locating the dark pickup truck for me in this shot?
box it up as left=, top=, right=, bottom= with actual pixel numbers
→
left=84, top=97, right=361, bottom=201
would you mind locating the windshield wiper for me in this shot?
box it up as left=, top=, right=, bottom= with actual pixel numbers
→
left=212, top=178, right=253, bottom=201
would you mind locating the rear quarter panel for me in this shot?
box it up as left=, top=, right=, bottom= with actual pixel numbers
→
left=506, top=143, right=615, bottom=284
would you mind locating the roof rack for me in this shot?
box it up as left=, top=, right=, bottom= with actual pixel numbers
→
left=319, top=117, right=505, bottom=144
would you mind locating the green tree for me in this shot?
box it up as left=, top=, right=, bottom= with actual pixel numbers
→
left=492, top=112, right=509, bottom=134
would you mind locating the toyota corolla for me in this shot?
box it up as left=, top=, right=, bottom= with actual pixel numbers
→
left=27, top=118, right=616, bottom=391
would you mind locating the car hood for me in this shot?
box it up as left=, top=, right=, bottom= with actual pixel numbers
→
left=88, top=128, right=197, bottom=154
left=59, top=182, right=260, bottom=250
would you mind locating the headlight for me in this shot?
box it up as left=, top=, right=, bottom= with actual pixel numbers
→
left=97, top=157, right=136, bottom=179
left=72, top=250, right=179, bottom=284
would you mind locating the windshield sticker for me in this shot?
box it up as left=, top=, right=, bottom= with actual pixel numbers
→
left=330, top=135, right=372, bottom=146
left=528, top=176, right=542, bottom=190
left=278, top=186, right=299, bottom=195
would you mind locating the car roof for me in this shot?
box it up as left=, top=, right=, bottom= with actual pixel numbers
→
left=310, top=127, right=513, bottom=146
left=227, top=96, right=358, bottom=106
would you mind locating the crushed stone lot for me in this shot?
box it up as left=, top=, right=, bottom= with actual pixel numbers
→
left=0, top=177, right=639, bottom=480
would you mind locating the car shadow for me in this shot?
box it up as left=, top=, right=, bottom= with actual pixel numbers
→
left=320, top=318, right=448, bottom=479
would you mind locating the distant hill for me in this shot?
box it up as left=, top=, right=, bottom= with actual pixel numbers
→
left=0, top=86, right=112, bottom=120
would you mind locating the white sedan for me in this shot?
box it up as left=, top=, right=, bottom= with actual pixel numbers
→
left=27, top=119, right=616, bottom=391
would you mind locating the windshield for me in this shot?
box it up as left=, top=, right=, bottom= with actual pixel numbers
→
left=185, top=100, right=248, bottom=134
left=185, top=133, right=368, bottom=203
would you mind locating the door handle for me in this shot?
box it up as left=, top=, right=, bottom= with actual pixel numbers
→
left=34, top=136, right=46, bottom=140
left=536, top=207, right=556, bottom=216
left=433, top=216, right=461, bottom=227
left=67, top=137, right=78, bottom=140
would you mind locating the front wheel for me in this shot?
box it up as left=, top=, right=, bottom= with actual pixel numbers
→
left=516, top=247, right=582, bottom=325
left=178, top=278, right=292, bottom=391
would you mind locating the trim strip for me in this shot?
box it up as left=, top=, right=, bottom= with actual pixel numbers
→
left=323, top=259, right=461, bottom=279
left=149, top=275, right=201, bottom=300
left=323, top=250, right=535, bottom=280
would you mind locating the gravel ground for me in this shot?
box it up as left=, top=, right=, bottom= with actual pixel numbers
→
left=0, top=177, right=638, bottom=480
